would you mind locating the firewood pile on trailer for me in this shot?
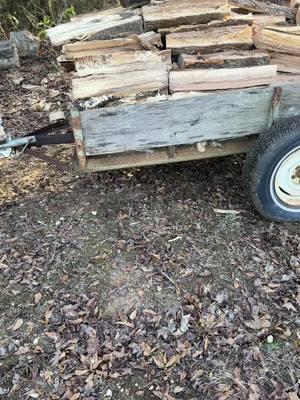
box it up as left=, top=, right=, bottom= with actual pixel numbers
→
left=46, top=0, right=300, bottom=110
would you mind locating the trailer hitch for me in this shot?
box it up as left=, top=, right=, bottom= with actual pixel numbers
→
left=0, top=119, right=75, bottom=171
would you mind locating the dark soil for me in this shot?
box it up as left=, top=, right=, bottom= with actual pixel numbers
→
left=0, top=54, right=299, bottom=400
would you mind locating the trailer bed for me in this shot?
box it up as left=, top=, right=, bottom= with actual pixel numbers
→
left=72, top=77, right=300, bottom=172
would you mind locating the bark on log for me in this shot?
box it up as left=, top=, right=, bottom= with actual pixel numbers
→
left=166, top=25, right=253, bottom=55
left=169, top=65, right=277, bottom=92
left=47, top=9, right=143, bottom=46
left=230, top=0, right=296, bottom=20
left=178, top=50, right=270, bottom=69
left=61, top=32, right=162, bottom=61
left=142, top=0, right=230, bottom=30
left=158, top=12, right=253, bottom=36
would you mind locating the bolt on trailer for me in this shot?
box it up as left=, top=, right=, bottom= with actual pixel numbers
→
left=1, top=78, right=300, bottom=222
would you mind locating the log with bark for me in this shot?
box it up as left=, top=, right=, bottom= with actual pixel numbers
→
left=178, top=50, right=270, bottom=69
left=169, top=65, right=277, bottom=92
left=166, top=25, right=253, bottom=55
left=72, top=63, right=169, bottom=100
left=60, top=32, right=162, bottom=61
left=74, top=50, right=171, bottom=77
left=157, top=12, right=254, bottom=36
left=230, top=0, right=296, bottom=20
left=47, top=8, right=143, bottom=46
left=0, top=41, right=19, bottom=70
left=254, top=26, right=300, bottom=55
left=142, top=0, right=231, bottom=31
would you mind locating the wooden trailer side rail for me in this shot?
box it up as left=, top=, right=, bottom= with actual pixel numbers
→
left=72, top=77, right=300, bottom=172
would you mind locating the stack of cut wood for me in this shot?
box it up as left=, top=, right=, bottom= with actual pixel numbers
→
left=46, top=0, right=300, bottom=107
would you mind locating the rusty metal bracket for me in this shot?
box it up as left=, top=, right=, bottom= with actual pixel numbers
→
left=267, top=87, right=283, bottom=129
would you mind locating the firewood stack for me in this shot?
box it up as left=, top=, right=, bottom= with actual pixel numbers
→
left=47, top=0, right=300, bottom=110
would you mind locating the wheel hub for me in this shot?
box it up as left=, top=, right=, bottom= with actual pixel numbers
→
left=273, top=147, right=300, bottom=208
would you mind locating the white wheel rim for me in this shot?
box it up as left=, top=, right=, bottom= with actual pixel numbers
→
left=271, top=145, right=300, bottom=211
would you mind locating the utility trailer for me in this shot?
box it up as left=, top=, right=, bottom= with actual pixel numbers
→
left=1, top=78, right=300, bottom=222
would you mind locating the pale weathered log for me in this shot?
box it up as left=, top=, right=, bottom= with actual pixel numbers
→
left=70, top=7, right=125, bottom=23
left=178, top=50, right=270, bottom=69
left=61, top=32, right=162, bottom=61
left=270, top=51, right=300, bottom=73
left=47, top=9, right=143, bottom=46
left=72, top=65, right=169, bottom=100
left=169, top=65, right=277, bottom=92
left=0, top=41, right=20, bottom=70
left=74, top=50, right=171, bottom=77
left=158, top=12, right=253, bottom=35
left=254, top=26, right=300, bottom=55
left=142, top=0, right=230, bottom=31
left=252, top=14, right=286, bottom=26
left=230, top=0, right=296, bottom=19
left=166, top=25, right=253, bottom=55
left=78, top=80, right=300, bottom=155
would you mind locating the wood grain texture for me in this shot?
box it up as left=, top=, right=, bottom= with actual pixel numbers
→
left=158, top=12, right=253, bottom=35
left=47, top=10, right=143, bottom=46
left=166, top=25, right=253, bottom=55
left=254, top=26, right=300, bottom=55
left=178, top=50, right=270, bottom=69
left=252, top=14, right=286, bottom=26
left=62, top=32, right=162, bottom=61
left=142, top=0, right=230, bottom=30
left=74, top=50, right=171, bottom=77
left=79, top=80, right=300, bottom=155
left=72, top=66, right=169, bottom=100
left=230, top=0, right=296, bottom=19
left=169, top=65, right=277, bottom=92
left=270, top=51, right=300, bottom=73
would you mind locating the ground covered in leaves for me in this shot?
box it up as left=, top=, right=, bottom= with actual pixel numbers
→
left=0, top=53, right=299, bottom=400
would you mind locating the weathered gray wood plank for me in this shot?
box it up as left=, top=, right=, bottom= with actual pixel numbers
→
left=80, top=82, right=300, bottom=156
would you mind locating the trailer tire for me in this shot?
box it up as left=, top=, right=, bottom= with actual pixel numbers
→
left=243, top=117, right=300, bottom=222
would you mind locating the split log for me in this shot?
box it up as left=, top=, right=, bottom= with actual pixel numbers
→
left=79, top=80, right=300, bottom=155
left=270, top=52, right=300, bottom=73
left=252, top=14, right=286, bottom=26
left=72, top=65, right=169, bottom=100
left=74, top=50, right=171, bottom=77
left=166, top=25, right=253, bottom=55
left=142, top=0, right=231, bottom=31
left=230, top=0, right=296, bottom=20
left=169, top=65, right=277, bottom=92
left=47, top=9, right=143, bottom=46
left=254, top=26, right=300, bottom=56
left=178, top=50, right=270, bottom=69
left=0, top=41, right=19, bottom=70
left=70, top=7, right=125, bottom=23
left=61, top=32, right=162, bottom=61
left=158, top=12, right=253, bottom=36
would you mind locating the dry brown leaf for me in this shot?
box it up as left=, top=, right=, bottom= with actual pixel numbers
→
left=75, top=369, right=89, bottom=376
left=10, top=318, right=24, bottom=331
left=34, top=292, right=42, bottom=304
left=129, top=309, right=137, bottom=321
left=288, top=393, right=300, bottom=400
left=44, top=309, right=53, bottom=325
left=165, top=354, right=180, bottom=368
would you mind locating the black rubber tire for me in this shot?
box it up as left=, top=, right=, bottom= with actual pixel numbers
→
left=243, top=116, right=300, bottom=222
